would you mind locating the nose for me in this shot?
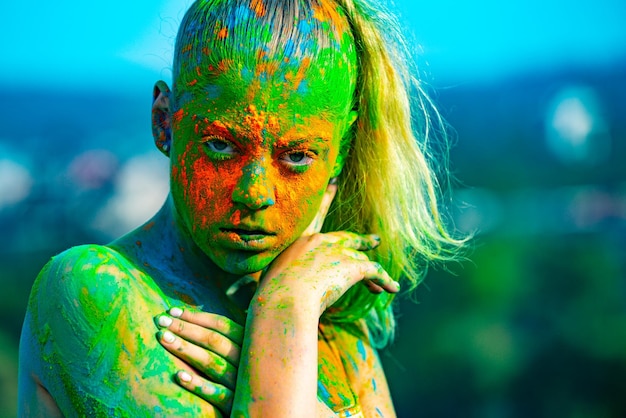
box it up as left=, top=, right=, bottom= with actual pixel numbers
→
left=232, top=157, right=276, bottom=210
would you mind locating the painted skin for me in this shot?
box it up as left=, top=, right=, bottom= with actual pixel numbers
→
left=169, top=69, right=351, bottom=276
left=18, top=1, right=398, bottom=416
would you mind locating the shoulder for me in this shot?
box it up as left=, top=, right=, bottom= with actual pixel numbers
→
left=25, top=243, right=161, bottom=374
left=27, top=243, right=167, bottom=356
left=31, top=244, right=165, bottom=321
left=21, top=244, right=209, bottom=415
left=35, top=243, right=140, bottom=289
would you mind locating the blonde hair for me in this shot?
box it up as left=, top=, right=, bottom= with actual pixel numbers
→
left=173, top=0, right=465, bottom=347
left=320, top=0, right=465, bottom=347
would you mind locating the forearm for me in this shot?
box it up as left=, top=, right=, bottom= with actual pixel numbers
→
left=232, top=294, right=320, bottom=417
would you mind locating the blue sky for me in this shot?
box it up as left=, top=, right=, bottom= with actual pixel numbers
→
left=2, top=0, right=625, bottom=91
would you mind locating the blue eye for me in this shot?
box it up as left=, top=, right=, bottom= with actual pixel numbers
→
left=280, top=150, right=315, bottom=171
left=210, top=141, right=229, bottom=151
left=203, top=136, right=236, bottom=159
left=286, top=152, right=306, bottom=163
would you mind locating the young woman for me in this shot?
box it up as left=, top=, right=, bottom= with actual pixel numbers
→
left=18, top=0, right=462, bottom=416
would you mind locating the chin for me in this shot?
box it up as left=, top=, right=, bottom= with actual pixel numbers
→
left=219, top=250, right=276, bottom=276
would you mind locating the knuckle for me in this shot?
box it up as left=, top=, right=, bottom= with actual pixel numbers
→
left=174, top=320, right=185, bottom=333
left=185, top=309, right=198, bottom=322
left=308, top=232, right=324, bottom=245
left=206, top=351, right=228, bottom=373
left=204, top=331, right=222, bottom=349
left=215, top=316, right=230, bottom=332
left=200, top=382, right=216, bottom=396
left=172, top=338, right=185, bottom=352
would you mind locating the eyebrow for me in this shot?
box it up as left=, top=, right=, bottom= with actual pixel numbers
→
left=194, top=116, right=235, bottom=141
left=274, top=136, right=332, bottom=149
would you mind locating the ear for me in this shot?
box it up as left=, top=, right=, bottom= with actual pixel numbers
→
left=152, top=80, right=172, bottom=157
left=331, top=110, right=358, bottom=177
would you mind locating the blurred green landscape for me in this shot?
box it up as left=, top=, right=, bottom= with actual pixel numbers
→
left=1, top=62, right=625, bottom=417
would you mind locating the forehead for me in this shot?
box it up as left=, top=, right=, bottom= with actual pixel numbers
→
left=175, top=61, right=345, bottom=121
left=173, top=0, right=358, bottom=115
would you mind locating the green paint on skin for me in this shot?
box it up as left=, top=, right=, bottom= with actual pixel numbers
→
left=24, top=245, right=215, bottom=415
left=23, top=2, right=374, bottom=415
left=174, top=0, right=358, bottom=117
left=317, top=323, right=361, bottom=411
left=168, top=28, right=358, bottom=276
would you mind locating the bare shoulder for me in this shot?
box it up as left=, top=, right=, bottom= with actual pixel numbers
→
left=19, top=244, right=216, bottom=416
left=331, top=321, right=398, bottom=417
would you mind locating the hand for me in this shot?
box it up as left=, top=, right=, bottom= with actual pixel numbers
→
left=156, top=308, right=243, bottom=415
left=259, top=230, right=400, bottom=316
left=153, top=181, right=338, bottom=413
left=257, top=181, right=398, bottom=315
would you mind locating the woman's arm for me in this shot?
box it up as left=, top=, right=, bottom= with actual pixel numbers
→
left=231, top=232, right=399, bottom=417
left=155, top=185, right=397, bottom=416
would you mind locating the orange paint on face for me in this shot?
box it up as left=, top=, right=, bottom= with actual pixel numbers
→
left=267, top=115, right=280, bottom=133
left=169, top=21, right=356, bottom=274
left=170, top=102, right=339, bottom=274
left=202, top=120, right=233, bottom=140
left=254, top=60, right=280, bottom=78
left=285, top=57, right=311, bottom=92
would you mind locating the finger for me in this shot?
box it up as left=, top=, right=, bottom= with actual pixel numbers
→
left=341, top=247, right=371, bottom=262
left=324, top=231, right=381, bottom=251
left=360, top=262, right=400, bottom=294
left=170, top=308, right=244, bottom=344
left=176, top=370, right=233, bottom=416
left=362, top=279, right=385, bottom=294
left=302, top=183, right=337, bottom=236
left=159, top=331, right=238, bottom=389
left=157, top=315, right=241, bottom=366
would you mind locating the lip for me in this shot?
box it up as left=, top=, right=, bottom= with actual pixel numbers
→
left=217, top=226, right=277, bottom=250
left=220, top=224, right=276, bottom=236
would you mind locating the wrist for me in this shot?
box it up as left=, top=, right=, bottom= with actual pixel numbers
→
left=254, top=274, right=325, bottom=318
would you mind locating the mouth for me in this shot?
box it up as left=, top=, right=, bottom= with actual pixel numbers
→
left=218, top=229, right=276, bottom=251
left=218, top=227, right=278, bottom=249
left=220, top=227, right=276, bottom=237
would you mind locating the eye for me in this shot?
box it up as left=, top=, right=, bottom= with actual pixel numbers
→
left=279, top=150, right=315, bottom=171
left=203, top=136, right=237, bottom=159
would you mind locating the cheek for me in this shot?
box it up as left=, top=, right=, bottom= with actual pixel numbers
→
left=171, top=142, right=235, bottom=231
left=274, top=168, right=328, bottom=234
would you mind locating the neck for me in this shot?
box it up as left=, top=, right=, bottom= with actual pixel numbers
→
left=141, top=194, right=261, bottom=291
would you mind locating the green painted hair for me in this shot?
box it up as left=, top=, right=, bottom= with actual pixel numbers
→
left=174, top=0, right=465, bottom=348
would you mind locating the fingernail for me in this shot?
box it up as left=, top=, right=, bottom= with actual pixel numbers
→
left=370, top=235, right=381, bottom=247
left=393, top=280, right=401, bottom=290
left=169, top=307, right=183, bottom=318
left=161, top=330, right=176, bottom=343
left=178, top=371, right=192, bottom=382
left=158, top=315, right=172, bottom=328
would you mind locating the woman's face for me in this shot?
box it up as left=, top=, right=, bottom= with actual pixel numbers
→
left=169, top=63, right=354, bottom=275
